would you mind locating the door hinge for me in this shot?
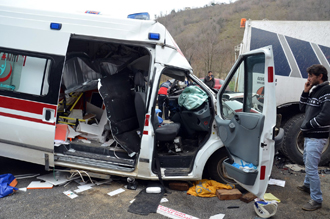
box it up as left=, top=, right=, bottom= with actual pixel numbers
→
left=261, top=143, right=267, bottom=148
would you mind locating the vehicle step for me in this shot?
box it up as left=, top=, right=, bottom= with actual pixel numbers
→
left=55, top=154, right=135, bottom=172
left=63, top=150, right=135, bottom=167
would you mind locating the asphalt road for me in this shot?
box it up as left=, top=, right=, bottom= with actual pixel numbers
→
left=0, top=155, right=329, bottom=219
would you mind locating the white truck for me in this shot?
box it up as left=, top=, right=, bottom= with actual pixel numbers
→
left=239, top=19, right=330, bottom=165
left=0, top=5, right=279, bottom=197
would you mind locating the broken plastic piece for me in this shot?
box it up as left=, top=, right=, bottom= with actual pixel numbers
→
left=55, top=124, right=69, bottom=141
left=63, top=190, right=78, bottom=199
left=107, top=188, right=125, bottom=196
left=27, top=181, right=53, bottom=189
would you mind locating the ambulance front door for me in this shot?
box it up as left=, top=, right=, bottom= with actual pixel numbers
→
left=216, top=46, right=276, bottom=198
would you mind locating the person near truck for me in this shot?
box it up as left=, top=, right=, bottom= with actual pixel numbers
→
left=298, top=64, right=330, bottom=211
left=157, top=79, right=174, bottom=120
left=204, top=71, right=215, bottom=89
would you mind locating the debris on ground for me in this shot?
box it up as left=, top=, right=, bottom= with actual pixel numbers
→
left=168, top=181, right=190, bottom=191
left=209, top=213, right=225, bottom=219
left=27, top=181, right=53, bottom=189
left=63, top=190, right=78, bottom=199
left=240, top=192, right=257, bottom=203
left=254, top=199, right=278, bottom=219
left=268, top=178, right=285, bottom=187
left=216, top=189, right=242, bottom=200
left=107, top=188, right=125, bottom=196
left=0, top=173, right=18, bottom=198
left=128, top=182, right=165, bottom=215
left=285, top=164, right=305, bottom=172
left=14, top=174, right=40, bottom=180
left=74, top=184, right=94, bottom=193
left=157, top=205, right=199, bottom=219
left=187, top=179, right=234, bottom=197
left=263, top=193, right=281, bottom=203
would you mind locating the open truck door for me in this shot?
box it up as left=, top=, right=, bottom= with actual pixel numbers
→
left=0, top=22, right=70, bottom=167
left=216, top=46, right=276, bottom=198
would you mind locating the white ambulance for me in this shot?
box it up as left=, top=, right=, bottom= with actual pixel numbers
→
left=0, top=5, right=279, bottom=197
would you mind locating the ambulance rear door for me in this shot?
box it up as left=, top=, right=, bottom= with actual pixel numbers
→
left=0, top=21, right=70, bottom=167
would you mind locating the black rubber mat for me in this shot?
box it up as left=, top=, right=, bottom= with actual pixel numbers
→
left=128, top=187, right=164, bottom=215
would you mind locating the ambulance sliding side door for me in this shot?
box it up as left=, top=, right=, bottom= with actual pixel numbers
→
left=0, top=23, right=70, bottom=167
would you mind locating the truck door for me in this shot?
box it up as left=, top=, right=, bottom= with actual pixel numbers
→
left=216, top=46, right=276, bottom=198
left=0, top=24, right=70, bottom=167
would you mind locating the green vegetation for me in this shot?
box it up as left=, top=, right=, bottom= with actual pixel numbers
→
left=157, top=0, right=330, bottom=79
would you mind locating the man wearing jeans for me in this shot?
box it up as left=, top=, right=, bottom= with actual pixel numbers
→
left=298, top=64, right=330, bottom=211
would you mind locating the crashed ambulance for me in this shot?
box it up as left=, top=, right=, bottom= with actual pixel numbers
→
left=0, top=5, right=278, bottom=197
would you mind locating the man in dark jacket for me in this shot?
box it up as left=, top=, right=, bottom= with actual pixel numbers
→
left=157, top=79, right=173, bottom=119
left=204, top=71, right=215, bottom=89
left=298, top=64, right=330, bottom=211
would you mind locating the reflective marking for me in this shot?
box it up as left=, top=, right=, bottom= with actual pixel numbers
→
left=311, top=43, right=330, bottom=74
left=260, top=166, right=266, bottom=180
left=278, top=34, right=301, bottom=78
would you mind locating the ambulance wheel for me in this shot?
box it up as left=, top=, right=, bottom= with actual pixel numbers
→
left=206, top=148, right=242, bottom=189
left=281, top=113, right=330, bottom=166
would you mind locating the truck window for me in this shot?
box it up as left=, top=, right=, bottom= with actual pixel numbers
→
left=0, top=52, right=50, bottom=95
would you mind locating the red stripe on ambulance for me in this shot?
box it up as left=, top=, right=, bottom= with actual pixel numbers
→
left=0, top=95, right=57, bottom=115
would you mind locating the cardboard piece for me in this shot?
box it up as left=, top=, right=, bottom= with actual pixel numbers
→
left=27, top=181, right=53, bottom=189
left=216, top=189, right=242, bottom=200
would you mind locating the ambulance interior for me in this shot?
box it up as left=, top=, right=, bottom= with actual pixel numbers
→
left=55, top=37, right=214, bottom=174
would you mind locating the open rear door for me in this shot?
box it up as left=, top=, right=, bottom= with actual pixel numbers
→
left=215, top=46, right=276, bottom=198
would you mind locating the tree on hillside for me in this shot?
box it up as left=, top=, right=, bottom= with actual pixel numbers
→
left=197, top=23, right=221, bottom=77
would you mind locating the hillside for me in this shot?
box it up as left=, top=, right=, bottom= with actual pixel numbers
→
left=157, top=0, right=330, bottom=79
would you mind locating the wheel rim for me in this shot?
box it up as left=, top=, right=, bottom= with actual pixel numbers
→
left=216, top=156, right=236, bottom=184
left=296, top=131, right=330, bottom=154
left=296, top=131, right=304, bottom=155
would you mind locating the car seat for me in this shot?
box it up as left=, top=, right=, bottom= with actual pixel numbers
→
left=134, top=72, right=180, bottom=143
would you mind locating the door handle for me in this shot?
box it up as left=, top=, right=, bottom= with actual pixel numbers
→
left=234, top=114, right=240, bottom=122
left=42, top=108, right=55, bottom=123
left=45, top=109, right=51, bottom=121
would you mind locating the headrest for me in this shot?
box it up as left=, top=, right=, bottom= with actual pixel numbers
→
left=134, top=71, right=145, bottom=87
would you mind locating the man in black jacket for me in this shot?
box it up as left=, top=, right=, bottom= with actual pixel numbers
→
left=298, top=64, right=330, bottom=211
left=204, top=71, right=215, bottom=89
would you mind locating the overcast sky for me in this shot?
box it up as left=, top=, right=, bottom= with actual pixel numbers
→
left=0, top=0, right=236, bottom=19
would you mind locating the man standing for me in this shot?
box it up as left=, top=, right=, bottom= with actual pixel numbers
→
left=204, top=71, right=215, bottom=89
left=298, top=64, right=330, bottom=211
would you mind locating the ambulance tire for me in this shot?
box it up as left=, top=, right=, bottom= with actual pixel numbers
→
left=281, top=113, right=330, bottom=166
left=206, top=148, right=243, bottom=190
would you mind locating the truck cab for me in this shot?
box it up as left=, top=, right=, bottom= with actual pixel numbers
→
left=0, top=6, right=277, bottom=198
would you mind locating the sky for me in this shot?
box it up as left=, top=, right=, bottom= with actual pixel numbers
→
left=0, top=0, right=236, bottom=19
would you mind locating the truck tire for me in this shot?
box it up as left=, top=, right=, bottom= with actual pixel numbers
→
left=281, top=113, right=330, bottom=166
left=205, top=148, right=242, bottom=189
